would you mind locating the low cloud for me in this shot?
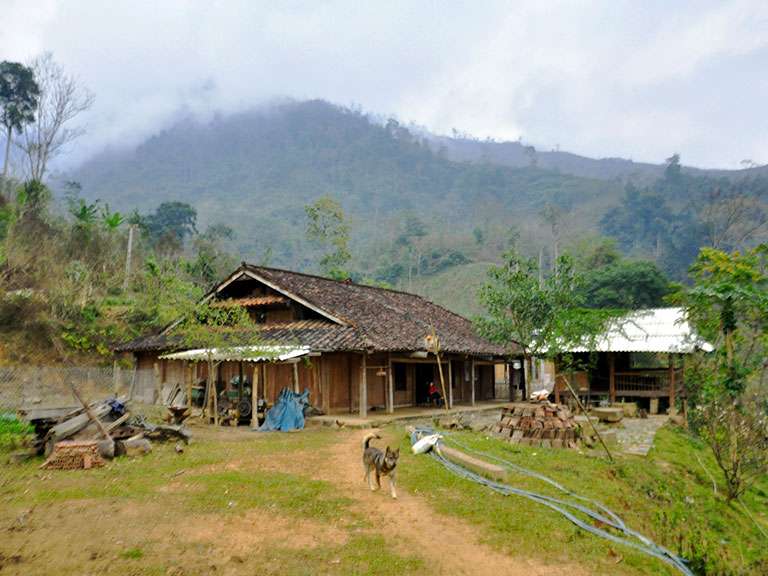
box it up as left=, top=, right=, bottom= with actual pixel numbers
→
left=2, top=0, right=766, bottom=169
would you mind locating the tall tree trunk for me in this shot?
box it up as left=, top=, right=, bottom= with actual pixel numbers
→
left=2, top=125, right=12, bottom=183
left=122, top=225, right=135, bottom=292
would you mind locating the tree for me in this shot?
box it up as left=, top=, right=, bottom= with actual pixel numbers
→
left=169, top=296, right=271, bottom=425
left=476, top=250, right=612, bottom=397
left=0, top=61, right=40, bottom=182
left=304, top=195, right=351, bottom=280
left=396, top=214, right=428, bottom=289
left=675, top=245, right=768, bottom=500
left=144, top=201, right=197, bottom=254
left=187, top=224, right=237, bottom=288
left=579, top=260, right=670, bottom=309
left=18, top=53, right=94, bottom=182
left=540, top=203, right=562, bottom=270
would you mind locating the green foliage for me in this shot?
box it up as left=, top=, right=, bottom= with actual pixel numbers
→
left=674, top=244, right=768, bottom=500
left=0, top=61, right=40, bottom=176
left=601, top=157, right=768, bottom=279
left=304, top=195, right=351, bottom=279
left=476, top=250, right=614, bottom=358
left=143, top=201, right=197, bottom=254
left=580, top=259, right=670, bottom=309
left=676, top=245, right=768, bottom=400
left=0, top=412, right=34, bottom=451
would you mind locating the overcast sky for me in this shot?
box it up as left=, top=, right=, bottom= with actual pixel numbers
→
left=3, top=0, right=767, bottom=169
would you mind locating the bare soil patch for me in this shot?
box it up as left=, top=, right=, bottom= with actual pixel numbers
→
left=316, top=428, right=588, bottom=576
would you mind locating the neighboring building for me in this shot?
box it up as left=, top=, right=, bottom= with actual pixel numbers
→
left=116, top=263, right=513, bottom=417
left=542, top=307, right=712, bottom=412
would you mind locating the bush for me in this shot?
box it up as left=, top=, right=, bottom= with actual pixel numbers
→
left=0, top=412, right=34, bottom=452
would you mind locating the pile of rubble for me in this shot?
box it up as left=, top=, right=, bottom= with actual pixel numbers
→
left=491, top=403, right=580, bottom=449
left=16, top=396, right=191, bottom=470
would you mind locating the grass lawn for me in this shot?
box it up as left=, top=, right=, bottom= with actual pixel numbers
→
left=397, top=424, right=768, bottom=575
left=0, top=420, right=765, bottom=575
left=0, top=425, right=422, bottom=576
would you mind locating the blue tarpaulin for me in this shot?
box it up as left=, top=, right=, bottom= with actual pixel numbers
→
left=257, top=387, right=311, bottom=432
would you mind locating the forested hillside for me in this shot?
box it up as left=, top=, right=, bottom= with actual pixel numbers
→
left=64, top=99, right=768, bottom=304
left=67, top=101, right=621, bottom=273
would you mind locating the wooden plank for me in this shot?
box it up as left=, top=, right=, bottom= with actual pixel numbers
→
left=251, top=363, right=259, bottom=428
left=386, top=353, right=394, bottom=414
left=668, top=354, right=676, bottom=415
left=470, top=358, right=475, bottom=406
left=447, top=359, right=453, bottom=409
left=439, top=445, right=508, bottom=483
left=359, top=353, right=368, bottom=418
left=609, top=353, right=616, bottom=404
left=292, top=362, right=300, bottom=393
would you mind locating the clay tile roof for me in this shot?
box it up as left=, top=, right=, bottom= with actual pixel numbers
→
left=210, top=295, right=288, bottom=308
left=243, top=265, right=509, bottom=356
left=116, top=264, right=513, bottom=357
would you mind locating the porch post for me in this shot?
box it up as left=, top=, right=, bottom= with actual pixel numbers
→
left=250, top=363, right=259, bottom=429
left=608, top=353, right=616, bottom=404
left=186, top=362, right=193, bottom=411
left=447, top=359, right=454, bottom=409
left=470, top=358, right=476, bottom=406
left=292, top=362, right=300, bottom=393
left=153, top=361, right=161, bottom=404
left=359, top=352, right=368, bottom=418
left=668, top=353, right=676, bottom=415
left=386, top=353, right=394, bottom=414
left=680, top=354, right=687, bottom=419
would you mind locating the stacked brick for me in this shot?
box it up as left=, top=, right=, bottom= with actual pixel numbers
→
left=492, top=403, right=580, bottom=449
left=41, top=441, right=105, bottom=470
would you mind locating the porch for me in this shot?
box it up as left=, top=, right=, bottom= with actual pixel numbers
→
left=554, top=351, right=687, bottom=413
left=307, top=399, right=513, bottom=428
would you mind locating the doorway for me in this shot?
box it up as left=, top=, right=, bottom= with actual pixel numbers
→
left=414, top=363, right=434, bottom=406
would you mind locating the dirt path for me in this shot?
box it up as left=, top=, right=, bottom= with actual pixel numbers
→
left=320, top=429, right=587, bottom=576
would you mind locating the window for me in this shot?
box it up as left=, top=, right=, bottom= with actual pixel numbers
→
left=394, top=364, right=407, bottom=391
left=629, top=352, right=667, bottom=370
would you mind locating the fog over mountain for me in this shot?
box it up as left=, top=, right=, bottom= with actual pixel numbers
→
left=3, top=1, right=768, bottom=171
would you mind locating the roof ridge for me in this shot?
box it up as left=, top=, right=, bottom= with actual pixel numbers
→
left=244, top=263, right=427, bottom=298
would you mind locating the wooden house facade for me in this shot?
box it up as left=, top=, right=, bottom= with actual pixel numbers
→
left=544, top=308, right=712, bottom=413
left=116, top=264, right=511, bottom=418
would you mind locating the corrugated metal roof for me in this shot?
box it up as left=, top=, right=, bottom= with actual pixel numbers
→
left=159, top=345, right=309, bottom=363
left=564, top=307, right=713, bottom=354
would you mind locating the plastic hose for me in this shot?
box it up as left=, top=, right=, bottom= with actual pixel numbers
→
left=409, top=427, right=693, bottom=576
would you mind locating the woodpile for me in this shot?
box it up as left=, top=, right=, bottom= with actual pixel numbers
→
left=491, top=403, right=580, bottom=449
left=17, top=396, right=191, bottom=470
left=41, top=440, right=105, bottom=470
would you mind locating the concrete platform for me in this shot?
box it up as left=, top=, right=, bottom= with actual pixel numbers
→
left=307, top=400, right=512, bottom=429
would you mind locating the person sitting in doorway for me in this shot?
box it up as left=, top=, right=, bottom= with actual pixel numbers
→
left=428, top=381, right=443, bottom=407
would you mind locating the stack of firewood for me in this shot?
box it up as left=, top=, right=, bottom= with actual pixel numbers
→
left=492, top=404, right=580, bottom=449
left=41, top=440, right=105, bottom=470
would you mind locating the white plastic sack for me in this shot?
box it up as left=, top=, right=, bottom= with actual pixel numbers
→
left=411, top=433, right=442, bottom=455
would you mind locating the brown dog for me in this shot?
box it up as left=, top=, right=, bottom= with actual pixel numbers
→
left=362, top=433, right=399, bottom=499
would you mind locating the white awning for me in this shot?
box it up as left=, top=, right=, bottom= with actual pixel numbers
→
left=159, top=345, right=310, bottom=363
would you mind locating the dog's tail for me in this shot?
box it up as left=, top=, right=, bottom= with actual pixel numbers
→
left=362, top=432, right=381, bottom=450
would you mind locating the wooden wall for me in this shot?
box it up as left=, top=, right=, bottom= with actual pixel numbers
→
left=132, top=351, right=503, bottom=414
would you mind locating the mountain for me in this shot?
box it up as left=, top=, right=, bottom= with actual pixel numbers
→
left=67, top=100, right=623, bottom=270
left=426, top=135, right=768, bottom=183
left=65, top=99, right=767, bottom=304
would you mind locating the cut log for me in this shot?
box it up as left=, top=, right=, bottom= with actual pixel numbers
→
left=437, top=445, right=508, bottom=483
